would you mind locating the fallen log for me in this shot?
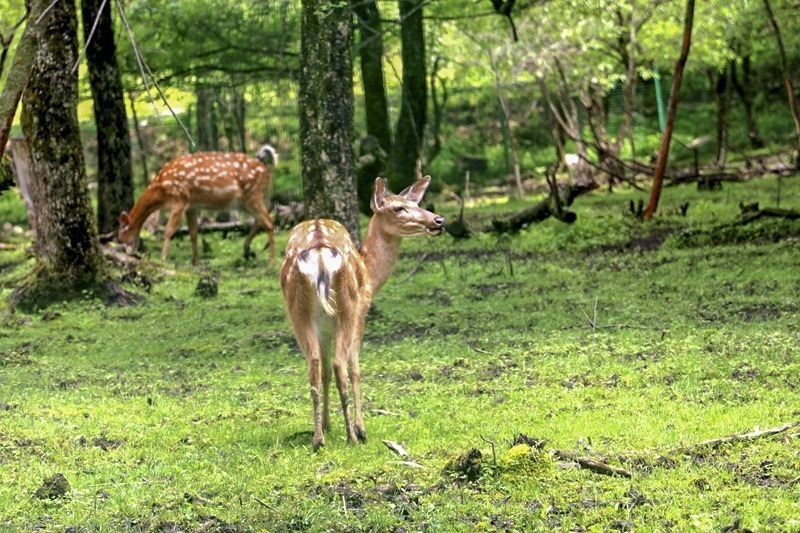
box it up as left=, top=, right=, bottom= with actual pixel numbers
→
left=739, top=202, right=800, bottom=224
left=488, top=179, right=599, bottom=234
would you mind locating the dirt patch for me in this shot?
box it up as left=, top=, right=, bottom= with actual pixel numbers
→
left=34, top=473, right=71, bottom=500
left=0, top=343, right=36, bottom=367
left=596, top=227, right=675, bottom=255
left=697, top=301, right=797, bottom=323
left=245, top=330, right=298, bottom=351
left=76, top=434, right=124, bottom=451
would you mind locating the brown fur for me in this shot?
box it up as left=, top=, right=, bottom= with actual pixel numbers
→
left=118, top=147, right=277, bottom=266
left=280, top=177, right=444, bottom=450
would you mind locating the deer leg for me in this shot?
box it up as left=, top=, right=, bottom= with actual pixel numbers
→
left=320, top=329, right=333, bottom=432
left=334, top=317, right=359, bottom=445
left=161, top=204, right=186, bottom=262
left=294, top=323, right=325, bottom=451
left=242, top=222, right=260, bottom=259
left=245, top=200, right=275, bottom=265
left=185, top=210, right=200, bottom=266
left=349, top=306, right=368, bottom=443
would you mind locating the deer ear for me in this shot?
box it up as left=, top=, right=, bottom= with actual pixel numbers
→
left=119, top=211, right=130, bottom=226
left=398, top=175, right=431, bottom=204
left=371, top=177, right=388, bottom=212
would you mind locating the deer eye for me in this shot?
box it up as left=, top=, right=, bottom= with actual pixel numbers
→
left=394, top=205, right=406, bottom=213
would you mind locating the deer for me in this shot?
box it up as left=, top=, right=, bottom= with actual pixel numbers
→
left=280, top=176, right=445, bottom=451
left=118, top=144, right=278, bottom=266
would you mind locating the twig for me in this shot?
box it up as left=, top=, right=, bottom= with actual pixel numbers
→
left=382, top=440, right=410, bottom=460
left=398, top=252, right=428, bottom=284
left=578, top=296, right=598, bottom=334
left=252, top=495, right=279, bottom=513
left=372, top=409, right=401, bottom=416
left=688, top=422, right=800, bottom=451
left=553, top=450, right=632, bottom=478
left=480, top=435, right=497, bottom=466
left=392, top=461, right=427, bottom=468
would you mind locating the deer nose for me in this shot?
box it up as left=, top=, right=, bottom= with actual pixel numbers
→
left=434, top=216, right=445, bottom=227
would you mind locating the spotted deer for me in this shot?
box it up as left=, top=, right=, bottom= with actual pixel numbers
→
left=280, top=176, right=445, bottom=450
left=118, top=144, right=278, bottom=266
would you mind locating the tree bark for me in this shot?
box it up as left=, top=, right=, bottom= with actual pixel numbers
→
left=11, top=0, right=124, bottom=311
left=730, top=56, right=763, bottom=149
left=81, top=0, right=134, bottom=234
left=714, top=65, right=729, bottom=167
left=642, top=0, right=695, bottom=219
left=385, top=0, right=427, bottom=191
left=195, top=85, right=218, bottom=151
left=353, top=0, right=391, bottom=155
left=762, top=0, right=800, bottom=166
left=7, top=138, right=36, bottom=231
left=299, top=0, right=360, bottom=244
left=491, top=52, right=523, bottom=197
left=0, top=1, right=46, bottom=161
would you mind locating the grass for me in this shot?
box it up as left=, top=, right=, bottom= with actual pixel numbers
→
left=1, top=174, right=799, bottom=531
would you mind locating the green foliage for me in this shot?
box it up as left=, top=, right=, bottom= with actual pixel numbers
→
left=0, top=175, right=799, bottom=530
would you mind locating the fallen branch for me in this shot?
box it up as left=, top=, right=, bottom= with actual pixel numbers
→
left=688, top=422, right=800, bottom=451
left=552, top=450, right=633, bottom=478
left=738, top=203, right=800, bottom=224
left=382, top=440, right=411, bottom=460
left=488, top=179, right=599, bottom=234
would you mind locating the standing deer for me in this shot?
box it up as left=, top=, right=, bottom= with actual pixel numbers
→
left=118, top=144, right=278, bottom=266
left=280, top=176, right=444, bottom=450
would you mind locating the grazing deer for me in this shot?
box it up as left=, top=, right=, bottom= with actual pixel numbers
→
left=280, top=176, right=444, bottom=450
left=118, top=144, right=278, bottom=266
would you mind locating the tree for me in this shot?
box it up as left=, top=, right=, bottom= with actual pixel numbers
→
left=353, top=0, right=391, bottom=154
left=81, top=0, right=134, bottom=234
left=10, top=0, right=129, bottom=311
left=385, top=0, right=427, bottom=190
left=353, top=0, right=391, bottom=214
left=298, top=0, right=359, bottom=243
left=762, top=0, right=800, bottom=166
left=643, top=0, right=695, bottom=219
left=0, top=1, right=41, bottom=161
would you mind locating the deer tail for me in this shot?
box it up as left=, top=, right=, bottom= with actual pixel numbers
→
left=297, top=247, right=342, bottom=317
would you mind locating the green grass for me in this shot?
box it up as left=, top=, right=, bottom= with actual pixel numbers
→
left=1, top=175, right=799, bottom=531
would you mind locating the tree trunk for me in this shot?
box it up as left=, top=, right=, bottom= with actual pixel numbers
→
left=352, top=0, right=391, bottom=155
left=714, top=65, right=729, bottom=167
left=7, top=138, right=36, bottom=231
left=81, top=0, right=134, bottom=234
left=12, top=0, right=126, bottom=311
left=196, top=85, right=218, bottom=151
left=128, top=90, right=150, bottom=189
left=762, top=0, right=800, bottom=166
left=299, top=0, right=360, bottom=244
left=642, top=0, right=695, bottom=219
left=351, top=0, right=391, bottom=215
left=0, top=1, right=46, bottom=161
left=492, top=56, right=523, bottom=197
left=385, top=0, right=427, bottom=191
left=427, top=56, right=446, bottom=166
left=730, top=56, right=763, bottom=149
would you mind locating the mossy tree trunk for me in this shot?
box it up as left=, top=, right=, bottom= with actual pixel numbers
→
left=299, top=0, right=359, bottom=244
left=81, top=0, right=134, bottom=234
left=12, top=0, right=127, bottom=312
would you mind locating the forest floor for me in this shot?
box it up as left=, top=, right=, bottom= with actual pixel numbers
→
left=0, top=173, right=799, bottom=531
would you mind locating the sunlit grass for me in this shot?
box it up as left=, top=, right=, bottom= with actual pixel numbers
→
left=1, top=175, right=799, bottom=530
